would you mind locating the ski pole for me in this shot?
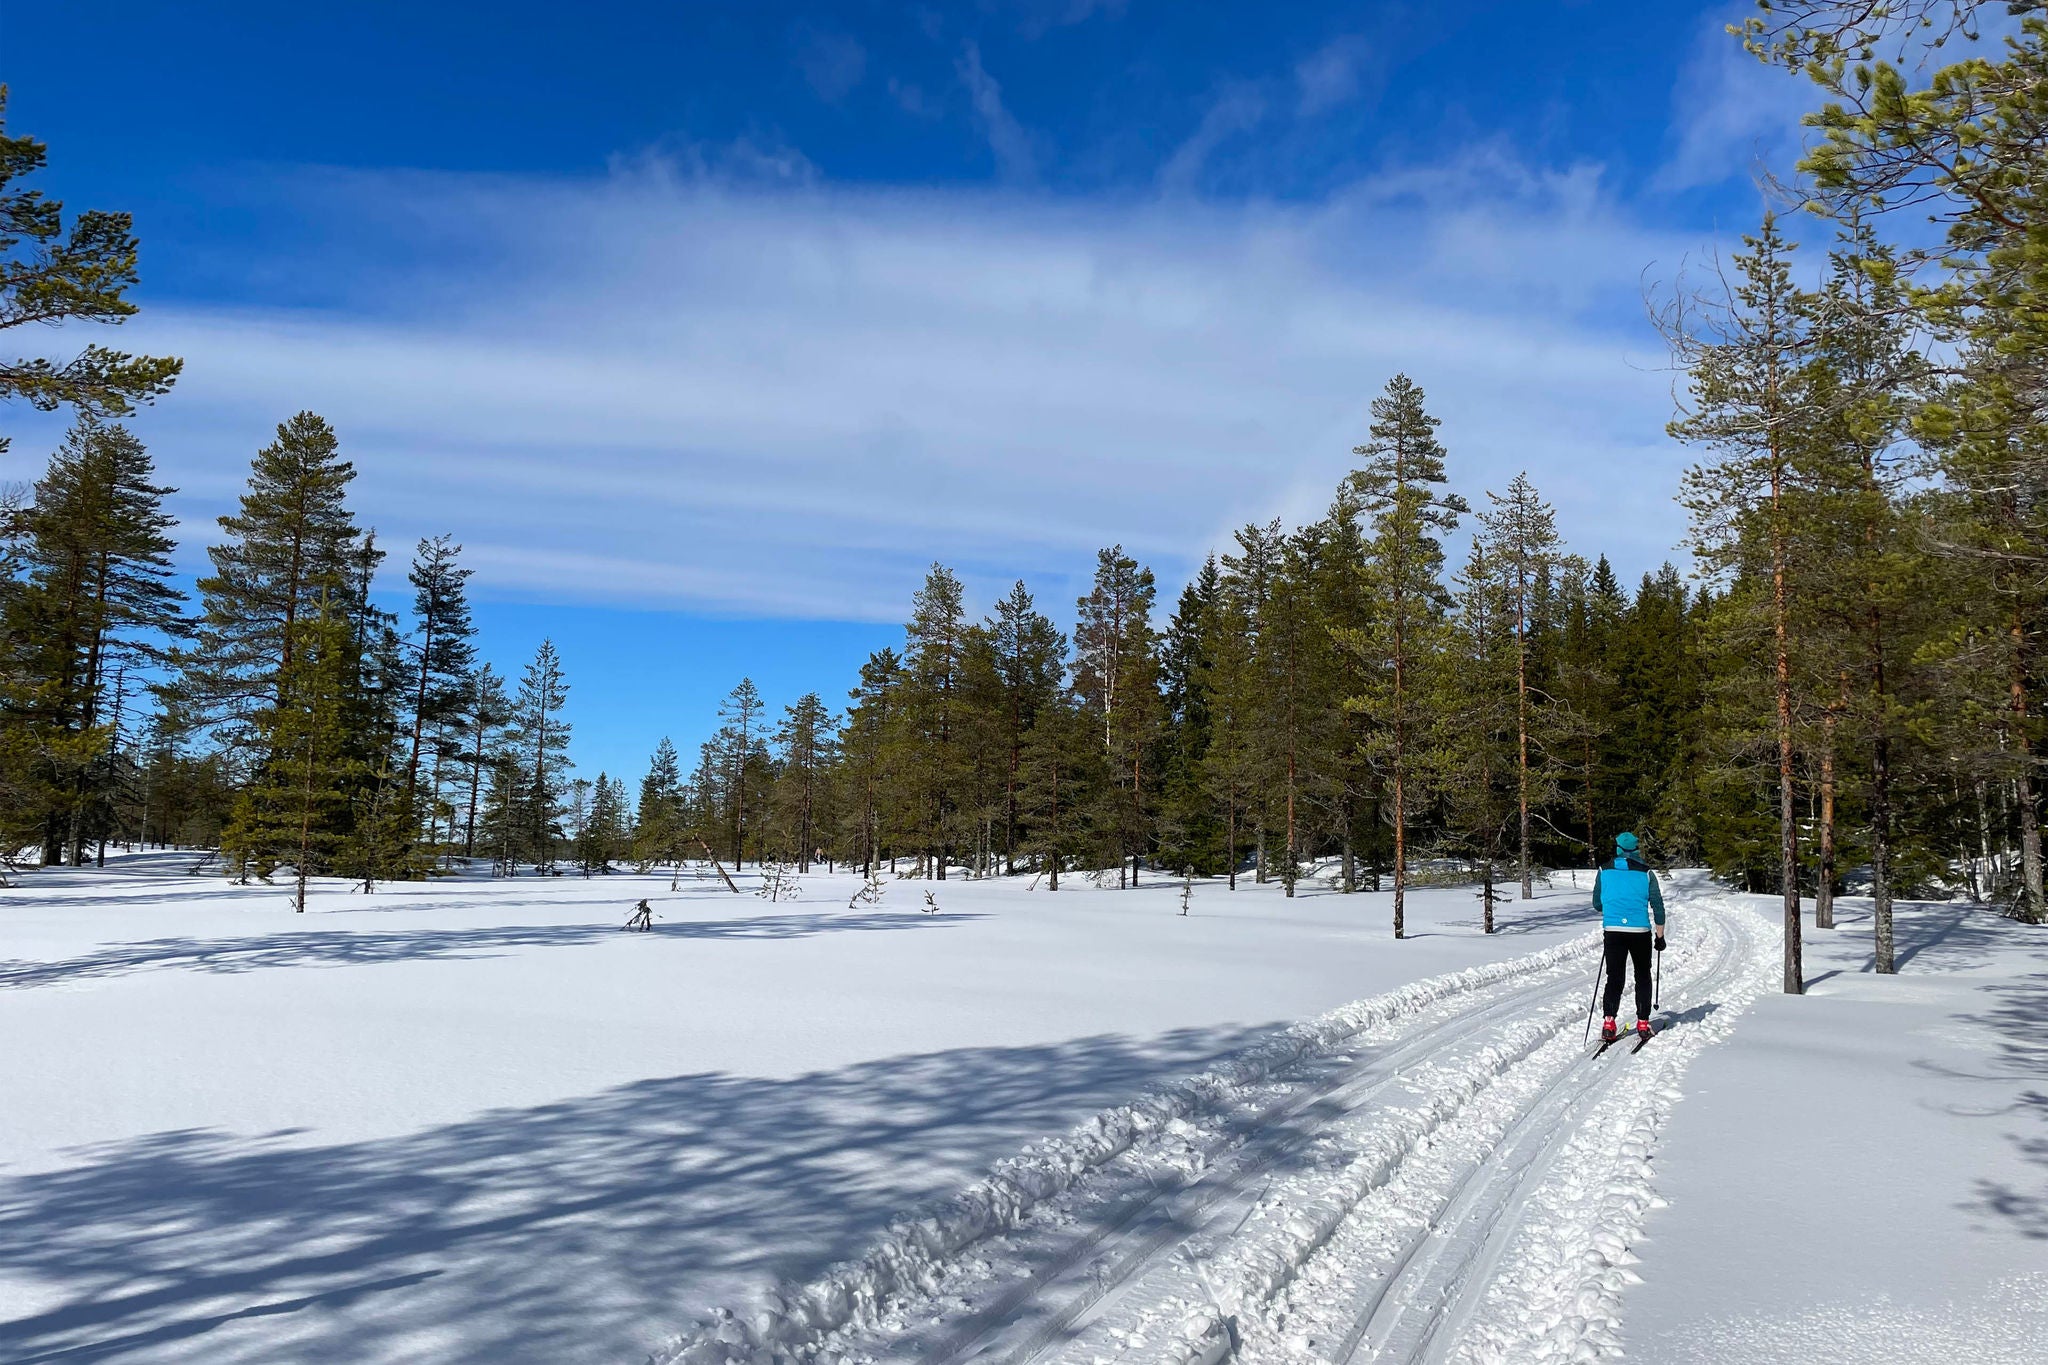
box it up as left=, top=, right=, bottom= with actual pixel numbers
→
left=1655, top=931, right=1663, bottom=1011
left=1584, top=945, right=1606, bottom=1043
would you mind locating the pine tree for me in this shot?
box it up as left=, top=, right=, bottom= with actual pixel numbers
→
left=177, top=412, right=375, bottom=764
left=0, top=87, right=182, bottom=450
left=509, top=640, right=571, bottom=871
left=1335, top=374, right=1468, bottom=938
left=1670, top=215, right=1816, bottom=993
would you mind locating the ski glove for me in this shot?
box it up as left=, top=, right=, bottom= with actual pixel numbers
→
left=1655, top=936, right=1666, bottom=951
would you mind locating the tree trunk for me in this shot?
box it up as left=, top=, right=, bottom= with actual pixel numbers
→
left=1817, top=704, right=1837, bottom=931
left=1393, top=631, right=1407, bottom=940
left=2011, top=623, right=2046, bottom=923
left=1517, top=597, right=1532, bottom=899
left=1772, top=463, right=1802, bottom=994
left=1284, top=747, right=1297, bottom=899
left=1226, top=798, right=1237, bottom=891
left=1872, top=731, right=1898, bottom=967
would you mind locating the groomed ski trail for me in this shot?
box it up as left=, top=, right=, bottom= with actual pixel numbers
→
left=649, top=884, right=1774, bottom=1365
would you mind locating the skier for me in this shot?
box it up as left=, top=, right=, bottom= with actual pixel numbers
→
left=1595, top=831, right=1666, bottom=1042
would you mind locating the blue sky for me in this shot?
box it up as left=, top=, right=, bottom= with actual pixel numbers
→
left=6, top=1, right=1827, bottom=783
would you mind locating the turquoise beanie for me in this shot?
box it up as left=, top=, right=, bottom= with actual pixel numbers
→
left=1616, top=832, right=1639, bottom=852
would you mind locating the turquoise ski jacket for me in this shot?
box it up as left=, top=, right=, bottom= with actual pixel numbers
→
left=1594, top=855, right=1667, bottom=933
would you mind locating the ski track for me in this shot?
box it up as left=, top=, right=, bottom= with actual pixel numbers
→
left=648, top=888, right=1773, bottom=1365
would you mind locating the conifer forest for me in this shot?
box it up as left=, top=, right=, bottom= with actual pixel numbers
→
left=9, top=5, right=2048, bottom=998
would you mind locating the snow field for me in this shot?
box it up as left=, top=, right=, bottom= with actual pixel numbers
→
left=647, top=888, right=1777, bottom=1365
left=0, top=854, right=1599, bottom=1364
left=1619, top=885, right=2048, bottom=1363
left=648, top=931, right=1602, bottom=1365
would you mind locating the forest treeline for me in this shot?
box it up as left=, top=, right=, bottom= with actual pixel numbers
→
left=6, top=2, right=2048, bottom=993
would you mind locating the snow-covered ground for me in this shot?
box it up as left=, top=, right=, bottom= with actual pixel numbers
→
left=3, top=857, right=2039, bottom=1363
left=1624, top=889, right=2048, bottom=1363
left=0, top=853, right=1586, bottom=1364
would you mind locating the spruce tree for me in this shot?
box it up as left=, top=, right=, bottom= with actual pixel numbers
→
left=772, top=693, right=836, bottom=872
left=839, top=650, right=901, bottom=875
left=635, top=736, right=687, bottom=870
left=713, top=678, right=763, bottom=867
left=1478, top=472, right=1563, bottom=900
left=986, top=580, right=1066, bottom=874
left=1073, top=546, right=1161, bottom=886
left=1440, top=540, right=1517, bottom=931
left=456, top=664, right=511, bottom=860
left=510, top=639, right=571, bottom=872
left=9, top=420, right=183, bottom=864
left=402, top=536, right=476, bottom=827
left=1018, top=698, right=1096, bottom=890
left=219, top=594, right=357, bottom=905
left=899, top=565, right=966, bottom=877
left=1159, top=558, right=1222, bottom=876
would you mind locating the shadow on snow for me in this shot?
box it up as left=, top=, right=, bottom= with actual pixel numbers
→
left=0, top=1022, right=1282, bottom=1364
left=0, top=912, right=983, bottom=991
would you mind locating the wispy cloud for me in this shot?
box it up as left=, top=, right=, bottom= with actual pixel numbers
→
left=1294, top=34, right=1375, bottom=117
left=1158, top=85, right=1266, bottom=193
left=1654, top=9, right=1815, bottom=194
left=793, top=25, right=867, bottom=103
left=1002, top=0, right=1130, bottom=40
left=957, top=42, right=1037, bottom=181
left=103, top=153, right=1702, bottom=622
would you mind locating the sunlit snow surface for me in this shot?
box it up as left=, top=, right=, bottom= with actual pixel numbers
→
left=1649, top=1274, right=2048, bottom=1364
left=3, top=856, right=2039, bottom=1364
left=0, top=852, right=1587, bottom=1363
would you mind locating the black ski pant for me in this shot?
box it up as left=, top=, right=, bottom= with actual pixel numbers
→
left=1601, top=930, right=1653, bottom=1020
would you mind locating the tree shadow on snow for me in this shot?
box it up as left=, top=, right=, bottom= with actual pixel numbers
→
left=0, top=912, right=983, bottom=991
left=1816, top=898, right=2045, bottom=976
left=0, top=1021, right=1287, bottom=1365
left=1956, top=965, right=2048, bottom=1242
left=1447, top=894, right=1598, bottom=937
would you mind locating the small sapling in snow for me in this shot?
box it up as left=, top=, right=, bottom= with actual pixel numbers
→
left=758, top=862, right=801, bottom=903
left=849, top=865, right=886, bottom=908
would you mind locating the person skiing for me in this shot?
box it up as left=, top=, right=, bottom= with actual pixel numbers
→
left=1595, top=831, right=1666, bottom=1042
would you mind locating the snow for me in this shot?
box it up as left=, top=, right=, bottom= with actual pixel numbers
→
left=0, top=852, right=1584, bottom=1364
left=6, top=855, right=2042, bottom=1364
left=1621, top=889, right=2048, bottom=1364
